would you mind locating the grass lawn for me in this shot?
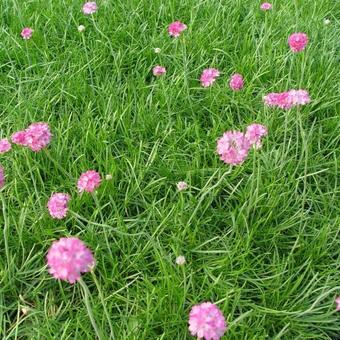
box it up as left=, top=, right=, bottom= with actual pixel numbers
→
left=0, top=0, right=339, bottom=338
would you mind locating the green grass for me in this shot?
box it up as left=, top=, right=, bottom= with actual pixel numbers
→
left=1, top=0, right=339, bottom=338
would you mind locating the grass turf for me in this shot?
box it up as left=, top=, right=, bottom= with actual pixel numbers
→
left=0, top=0, right=339, bottom=338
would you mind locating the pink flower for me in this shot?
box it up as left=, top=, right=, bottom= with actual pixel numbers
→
left=24, top=123, right=52, bottom=151
left=21, top=27, right=33, bottom=40
left=82, top=2, right=97, bottom=15
left=177, top=181, right=188, bottom=191
left=288, top=89, right=311, bottom=105
left=189, top=302, right=227, bottom=340
left=217, top=131, right=250, bottom=165
left=11, top=131, right=27, bottom=145
left=229, top=73, right=244, bottom=91
left=336, top=297, right=340, bottom=311
left=263, top=90, right=311, bottom=109
left=260, top=2, right=272, bottom=10
left=245, top=123, right=268, bottom=149
left=288, top=32, right=308, bottom=52
left=47, top=193, right=71, bottom=219
left=46, top=237, right=95, bottom=284
left=168, top=21, right=187, bottom=37
left=200, top=68, right=220, bottom=87
left=0, top=139, right=11, bottom=154
left=153, top=65, right=166, bottom=76
left=77, top=170, right=101, bottom=193
left=11, top=123, right=51, bottom=151
left=0, top=166, right=4, bottom=189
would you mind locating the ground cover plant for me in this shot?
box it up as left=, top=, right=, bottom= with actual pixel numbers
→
left=0, top=0, right=339, bottom=339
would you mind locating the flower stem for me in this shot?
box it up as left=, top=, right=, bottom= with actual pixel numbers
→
left=79, top=278, right=105, bottom=339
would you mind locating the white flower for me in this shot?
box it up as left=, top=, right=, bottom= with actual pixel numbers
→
left=78, top=25, right=86, bottom=32
left=154, top=47, right=161, bottom=53
left=324, top=19, right=331, bottom=25
left=175, top=255, right=186, bottom=266
left=176, top=181, right=188, bottom=191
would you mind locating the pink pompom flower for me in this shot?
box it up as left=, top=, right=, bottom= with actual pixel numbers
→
left=46, top=237, right=95, bottom=284
left=0, top=139, right=11, bottom=154
left=11, top=123, right=52, bottom=151
left=217, top=131, right=250, bottom=165
left=260, top=2, right=272, bottom=10
left=263, top=89, right=310, bottom=109
left=336, top=297, right=340, bottom=311
left=229, top=73, right=244, bottom=91
left=153, top=65, right=166, bottom=76
left=24, top=122, right=52, bottom=151
left=168, top=21, right=187, bottom=37
left=200, top=68, right=220, bottom=87
left=288, top=32, right=308, bottom=52
left=245, top=123, right=268, bottom=149
left=189, top=302, right=227, bottom=340
left=0, top=166, right=4, bottom=189
left=47, top=193, right=71, bottom=219
left=77, top=170, right=101, bottom=193
left=21, top=27, right=33, bottom=40
left=82, top=2, right=97, bottom=15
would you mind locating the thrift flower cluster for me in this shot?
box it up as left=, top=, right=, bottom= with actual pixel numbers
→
left=47, top=193, right=71, bottom=219
left=217, top=124, right=268, bottom=165
left=189, top=302, right=227, bottom=340
left=11, top=122, right=52, bottom=152
left=47, top=237, right=95, bottom=284
left=263, top=89, right=310, bottom=109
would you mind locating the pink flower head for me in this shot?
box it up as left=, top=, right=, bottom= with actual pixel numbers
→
left=0, top=139, right=11, bottom=154
left=200, top=68, right=220, bottom=87
left=189, top=302, right=227, bottom=340
left=260, top=2, right=272, bottom=10
left=153, top=65, right=166, bottom=76
left=0, top=166, right=4, bottom=189
left=288, top=32, right=308, bottom=52
left=229, top=73, right=244, bottom=91
left=77, top=170, right=101, bottom=193
left=263, top=92, right=294, bottom=109
left=217, top=131, right=250, bottom=165
left=82, top=2, right=97, bottom=15
left=177, top=181, right=188, bottom=191
left=288, top=89, right=311, bottom=106
left=21, top=27, right=33, bottom=40
left=168, top=21, right=187, bottom=37
left=336, top=297, right=340, bottom=311
left=11, top=131, right=27, bottom=145
left=46, top=237, right=95, bottom=284
left=24, top=123, right=52, bottom=151
left=263, top=89, right=310, bottom=109
left=47, top=193, right=71, bottom=219
left=245, top=123, right=268, bottom=149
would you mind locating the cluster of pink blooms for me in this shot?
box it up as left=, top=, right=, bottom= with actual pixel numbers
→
left=200, top=68, right=220, bottom=87
left=0, top=138, right=11, bottom=154
left=47, top=237, right=95, bottom=284
left=82, top=1, right=97, bottom=15
left=189, top=302, right=227, bottom=340
left=77, top=170, right=101, bottom=193
left=168, top=21, right=187, bottom=37
left=229, top=73, right=244, bottom=91
left=0, top=166, right=4, bottom=189
left=260, top=2, right=272, bottom=11
left=177, top=181, right=188, bottom=191
left=47, top=193, right=71, bottom=219
left=153, top=65, right=166, bottom=76
left=288, top=33, right=309, bottom=52
left=263, top=89, right=310, bottom=109
left=336, top=297, right=340, bottom=311
left=217, top=124, right=268, bottom=165
left=21, top=27, right=33, bottom=39
left=11, top=122, right=52, bottom=152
